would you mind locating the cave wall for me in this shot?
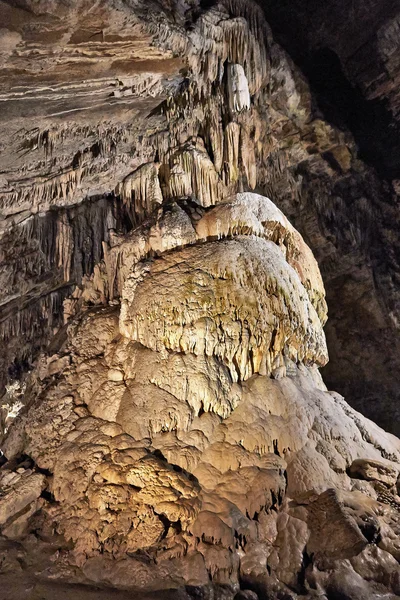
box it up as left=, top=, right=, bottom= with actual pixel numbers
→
left=0, top=194, right=129, bottom=391
left=1, top=1, right=400, bottom=597
left=0, top=0, right=400, bottom=438
left=257, top=0, right=400, bottom=433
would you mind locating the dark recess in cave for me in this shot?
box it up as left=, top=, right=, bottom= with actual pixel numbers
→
left=259, top=1, right=400, bottom=181
left=302, top=47, right=400, bottom=181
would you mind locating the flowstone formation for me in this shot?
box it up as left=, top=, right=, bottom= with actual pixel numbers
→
left=1, top=0, right=400, bottom=434
left=1, top=193, right=400, bottom=599
left=1, top=0, right=400, bottom=598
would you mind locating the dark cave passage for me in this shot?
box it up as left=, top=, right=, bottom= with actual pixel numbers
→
left=259, top=0, right=400, bottom=181
left=302, top=47, right=400, bottom=181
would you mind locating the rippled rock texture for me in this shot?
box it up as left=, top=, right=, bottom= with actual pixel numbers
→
left=1, top=0, right=400, bottom=598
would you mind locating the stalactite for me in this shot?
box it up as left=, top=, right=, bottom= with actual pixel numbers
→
left=186, top=2, right=270, bottom=99
left=0, top=287, right=73, bottom=343
left=0, top=195, right=124, bottom=391
left=116, top=163, right=163, bottom=226
left=239, top=121, right=257, bottom=190
left=167, top=163, right=193, bottom=199
left=5, top=122, right=149, bottom=220
left=1, top=167, right=86, bottom=216
left=166, top=141, right=225, bottom=206
left=224, top=122, right=241, bottom=184
left=0, top=0, right=279, bottom=401
left=209, top=111, right=224, bottom=173
left=227, top=64, right=251, bottom=112
left=17, top=123, right=129, bottom=161
left=56, top=213, right=73, bottom=282
left=2, top=3, right=400, bottom=596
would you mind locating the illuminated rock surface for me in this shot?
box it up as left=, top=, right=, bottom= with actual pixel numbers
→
left=1, top=1, right=400, bottom=598
left=1, top=193, right=400, bottom=598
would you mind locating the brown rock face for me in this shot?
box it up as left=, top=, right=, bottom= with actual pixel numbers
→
left=2, top=193, right=400, bottom=598
left=1, top=0, right=400, bottom=435
left=0, top=0, right=400, bottom=598
left=258, top=0, right=400, bottom=434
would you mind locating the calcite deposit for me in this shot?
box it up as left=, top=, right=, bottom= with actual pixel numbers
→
left=1, top=0, right=400, bottom=433
left=2, top=192, right=400, bottom=598
left=1, top=0, right=400, bottom=598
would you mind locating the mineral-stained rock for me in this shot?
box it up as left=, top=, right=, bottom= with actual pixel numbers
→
left=349, top=458, right=399, bottom=488
left=195, top=193, right=327, bottom=321
left=1, top=0, right=400, bottom=598
left=0, top=470, right=45, bottom=537
left=1, top=186, right=400, bottom=596
left=120, top=236, right=328, bottom=380
left=267, top=512, right=309, bottom=587
left=0, top=0, right=399, bottom=441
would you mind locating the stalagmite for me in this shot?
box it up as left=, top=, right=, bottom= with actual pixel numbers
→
left=1, top=0, right=400, bottom=598
left=119, top=235, right=328, bottom=382
left=2, top=193, right=400, bottom=595
left=195, top=193, right=327, bottom=321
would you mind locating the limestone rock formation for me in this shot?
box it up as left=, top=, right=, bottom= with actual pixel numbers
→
left=0, top=0, right=400, bottom=598
left=1, top=0, right=400, bottom=433
left=1, top=192, right=400, bottom=598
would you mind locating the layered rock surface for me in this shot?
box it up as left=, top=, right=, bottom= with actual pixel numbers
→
left=1, top=0, right=400, bottom=598
left=0, top=0, right=400, bottom=433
